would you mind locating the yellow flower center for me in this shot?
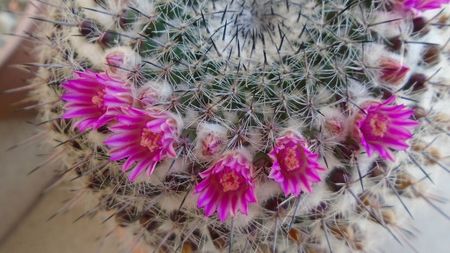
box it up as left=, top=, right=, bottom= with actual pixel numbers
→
left=284, top=148, right=299, bottom=171
left=91, top=90, right=105, bottom=109
left=369, top=113, right=389, bottom=137
left=140, top=128, right=161, bottom=152
left=220, top=171, right=242, bottom=192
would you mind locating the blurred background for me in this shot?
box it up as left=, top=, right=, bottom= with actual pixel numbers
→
left=0, top=1, right=119, bottom=252
left=0, top=1, right=448, bottom=252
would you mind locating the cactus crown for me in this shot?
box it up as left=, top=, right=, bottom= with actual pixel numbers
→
left=26, top=0, right=450, bottom=252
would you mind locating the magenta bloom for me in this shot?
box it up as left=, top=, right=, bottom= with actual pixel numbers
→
left=268, top=132, right=324, bottom=197
left=62, top=70, right=132, bottom=131
left=105, top=107, right=179, bottom=181
left=195, top=152, right=257, bottom=222
left=401, top=0, right=449, bottom=11
left=354, top=97, right=418, bottom=161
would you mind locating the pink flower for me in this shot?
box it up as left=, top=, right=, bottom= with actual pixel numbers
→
left=105, top=107, right=179, bottom=181
left=379, top=58, right=409, bottom=85
left=62, top=70, right=132, bottom=131
left=137, top=86, right=159, bottom=107
left=401, top=0, right=449, bottom=12
left=105, top=51, right=125, bottom=74
left=195, top=151, right=257, bottom=222
left=104, top=48, right=140, bottom=81
left=201, top=134, right=224, bottom=156
left=353, top=97, right=418, bottom=161
left=324, top=119, right=344, bottom=136
left=268, top=132, right=324, bottom=197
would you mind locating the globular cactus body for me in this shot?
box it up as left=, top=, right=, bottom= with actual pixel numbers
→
left=25, top=0, right=450, bottom=252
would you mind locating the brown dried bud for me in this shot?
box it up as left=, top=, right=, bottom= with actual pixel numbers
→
left=79, top=20, right=101, bottom=39
left=115, top=206, right=139, bottom=226
left=438, top=14, right=449, bottom=28
left=422, top=45, right=440, bottom=66
left=181, top=242, right=195, bottom=253
left=403, top=73, right=427, bottom=91
left=288, top=228, right=304, bottom=243
left=98, top=30, right=121, bottom=48
left=330, top=224, right=354, bottom=241
left=119, top=9, right=137, bottom=29
left=139, top=208, right=161, bottom=232
left=326, top=167, right=351, bottom=192
left=413, top=106, right=427, bottom=119
left=424, top=147, right=442, bottom=165
left=208, top=225, right=229, bottom=250
left=395, top=172, right=416, bottom=190
left=368, top=160, right=387, bottom=178
left=381, top=209, right=396, bottom=224
left=412, top=142, right=426, bottom=152
left=359, top=192, right=382, bottom=209
left=412, top=17, right=429, bottom=35
left=386, top=36, right=403, bottom=52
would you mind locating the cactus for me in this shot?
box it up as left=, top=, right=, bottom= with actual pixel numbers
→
left=23, top=0, right=450, bottom=252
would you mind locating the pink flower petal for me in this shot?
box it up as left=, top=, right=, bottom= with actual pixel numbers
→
left=194, top=151, right=256, bottom=222
left=354, top=96, right=418, bottom=161
left=61, top=69, right=133, bottom=132
left=105, top=107, right=180, bottom=181
left=268, top=132, right=324, bottom=197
